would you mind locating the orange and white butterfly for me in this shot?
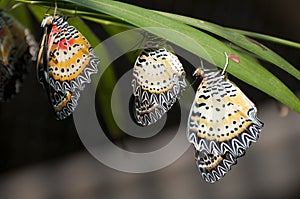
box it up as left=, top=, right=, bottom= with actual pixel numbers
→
left=0, top=10, right=37, bottom=101
left=187, top=53, right=263, bottom=183
left=132, top=34, right=186, bottom=126
left=37, top=14, right=99, bottom=119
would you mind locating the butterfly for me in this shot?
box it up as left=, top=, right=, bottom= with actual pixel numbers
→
left=37, top=14, right=99, bottom=120
left=132, top=34, right=186, bottom=126
left=0, top=10, right=37, bottom=101
left=187, top=53, right=263, bottom=183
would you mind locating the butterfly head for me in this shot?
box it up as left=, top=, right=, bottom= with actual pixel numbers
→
left=41, top=14, right=54, bottom=28
left=193, top=68, right=203, bottom=78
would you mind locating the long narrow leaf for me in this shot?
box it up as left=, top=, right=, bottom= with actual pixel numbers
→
left=19, top=0, right=300, bottom=114
left=62, top=0, right=300, bottom=114
left=228, top=29, right=300, bottom=49
left=156, top=11, right=300, bottom=81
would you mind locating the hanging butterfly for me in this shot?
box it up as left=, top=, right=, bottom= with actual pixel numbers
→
left=187, top=53, right=263, bottom=183
left=0, top=10, right=37, bottom=101
left=132, top=33, right=186, bottom=126
left=37, top=13, right=99, bottom=120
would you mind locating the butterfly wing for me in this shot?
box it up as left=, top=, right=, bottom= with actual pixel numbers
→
left=132, top=47, right=186, bottom=126
left=47, top=17, right=99, bottom=92
left=195, top=149, right=237, bottom=183
left=38, top=16, right=99, bottom=119
left=187, top=73, right=263, bottom=183
left=8, top=13, right=37, bottom=79
left=0, top=66, right=16, bottom=100
left=0, top=11, right=37, bottom=101
left=0, top=14, right=14, bottom=100
left=0, top=15, right=13, bottom=67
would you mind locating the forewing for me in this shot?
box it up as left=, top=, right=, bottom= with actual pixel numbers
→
left=39, top=16, right=99, bottom=119
left=132, top=48, right=186, bottom=126
left=188, top=74, right=263, bottom=182
left=47, top=17, right=99, bottom=93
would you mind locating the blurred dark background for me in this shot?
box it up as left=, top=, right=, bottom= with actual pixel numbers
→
left=0, top=0, right=300, bottom=199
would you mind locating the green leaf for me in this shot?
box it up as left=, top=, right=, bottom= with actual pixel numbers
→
left=19, top=0, right=300, bottom=114
left=227, top=29, right=300, bottom=50
left=156, top=11, right=300, bottom=81
left=61, top=0, right=300, bottom=114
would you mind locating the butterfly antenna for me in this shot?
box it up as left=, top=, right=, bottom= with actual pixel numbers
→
left=128, top=30, right=147, bottom=57
left=140, top=30, right=152, bottom=49
left=139, top=30, right=149, bottom=48
left=200, top=58, right=204, bottom=70
left=74, top=5, right=78, bottom=17
left=221, top=52, right=229, bottom=76
left=9, top=2, right=23, bottom=11
left=54, top=1, right=57, bottom=16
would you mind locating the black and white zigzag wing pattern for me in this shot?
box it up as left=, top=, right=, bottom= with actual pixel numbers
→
left=132, top=47, right=186, bottom=126
left=187, top=69, right=263, bottom=183
left=195, top=148, right=237, bottom=183
left=37, top=14, right=99, bottom=120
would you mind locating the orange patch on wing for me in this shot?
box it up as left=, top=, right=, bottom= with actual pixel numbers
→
left=48, top=36, right=91, bottom=81
left=54, top=91, right=72, bottom=111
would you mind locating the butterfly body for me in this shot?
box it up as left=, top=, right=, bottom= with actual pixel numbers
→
left=37, top=15, right=99, bottom=119
left=188, top=67, right=263, bottom=183
left=132, top=47, right=186, bottom=126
